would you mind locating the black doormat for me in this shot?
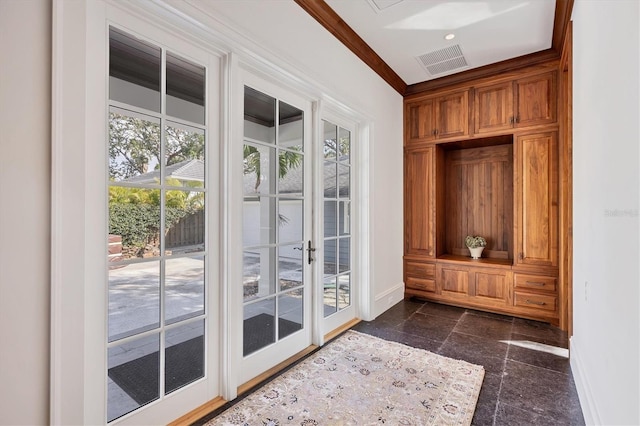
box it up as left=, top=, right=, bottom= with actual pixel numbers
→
left=108, top=335, right=204, bottom=405
left=243, top=313, right=302, bottom=356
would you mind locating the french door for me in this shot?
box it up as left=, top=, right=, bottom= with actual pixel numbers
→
left=238, top=80, right=314, bottom=383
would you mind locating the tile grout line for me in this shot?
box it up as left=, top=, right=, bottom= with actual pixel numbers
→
left=491, top=317, right=514, bottom=425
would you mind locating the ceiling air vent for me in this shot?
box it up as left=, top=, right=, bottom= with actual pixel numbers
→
left=416, top=44, right=469, bottom=76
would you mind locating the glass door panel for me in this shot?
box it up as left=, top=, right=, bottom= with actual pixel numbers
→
left=322, top=120, right=352, bottom=317
left=242, top=86, right=307, bottom=362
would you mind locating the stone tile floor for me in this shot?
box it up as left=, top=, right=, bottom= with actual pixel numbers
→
left=352, top=298, right=585, bottom=425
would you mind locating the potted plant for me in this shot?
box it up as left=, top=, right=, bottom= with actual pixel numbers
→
left=465, top=235, right=486, bottom=259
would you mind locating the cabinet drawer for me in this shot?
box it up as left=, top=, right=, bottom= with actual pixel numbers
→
left=406, top=277, right=436, bottom=293
left=514, top=274, right=557, bottom=293
left=514, top=291, right=557, bottom=312
left=405, top=261, right=436, bottom=278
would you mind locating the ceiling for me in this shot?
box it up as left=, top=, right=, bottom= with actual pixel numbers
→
left=324, top=0, right=556, bottom=86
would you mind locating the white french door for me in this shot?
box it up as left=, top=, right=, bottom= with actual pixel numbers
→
left=236, top=74, right=315, bottom=384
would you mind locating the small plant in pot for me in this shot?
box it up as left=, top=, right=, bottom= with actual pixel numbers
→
left=465, top=235, right=486, bottom=259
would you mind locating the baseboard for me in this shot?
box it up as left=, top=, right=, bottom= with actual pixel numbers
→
left=373, top=281, right=405, bottom=319
left=570, top=336, right=601, bottom=425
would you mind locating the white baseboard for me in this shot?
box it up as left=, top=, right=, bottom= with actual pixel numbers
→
left=570, top=337, right=601, bottom=425
left=371, top=282, right=405, bottom=320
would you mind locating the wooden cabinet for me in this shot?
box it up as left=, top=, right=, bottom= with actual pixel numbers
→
left=515, top=131, right=558, bottom=267
left=436, top=263, right=512, bottom=308
left=405, top=90, right=469, bottom=144
left=403, top=64, right=562, bottom=326
left=513, top=273, right=558, bottom=315
left=474, top=71, right=557, bottom=135
left=405, top=147, right=435, bottom=257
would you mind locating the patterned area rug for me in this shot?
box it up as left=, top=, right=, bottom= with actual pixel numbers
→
left=207, top=330, right=485, bottom=425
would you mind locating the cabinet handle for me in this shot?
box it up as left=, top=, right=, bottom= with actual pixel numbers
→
left=509, top=116, right=515, bottom=125
left=526, top=281, right=546, bottom=287
left=525, top=299, right=546, bottom=306
left=515, top=115, right=520, bottom=123
left=434, top=129, right=439, bottom=135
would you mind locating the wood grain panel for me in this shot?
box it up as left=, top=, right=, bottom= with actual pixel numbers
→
left=406, top=100, right=436, bottom=142
left=515, top=132, right=558, bottom=267
left=474, top=270, right=510, bottom=305
left=444, top=144, right=513, bottom=260
left=405, top=147, right=435, bottom=256
left=474, top=81, right=514, bottom=134
left=515, top=72, right=557, bottom=127
left=439, top=265, right=469, bottom=297
left=435, top=91, right=469, bottom=138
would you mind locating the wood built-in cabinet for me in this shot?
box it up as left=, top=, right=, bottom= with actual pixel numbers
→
left=405, top=90, right=469, bottom=144
left=404, top=64, right=562, bottom=326
left=474, top=71, right=557, bottom=135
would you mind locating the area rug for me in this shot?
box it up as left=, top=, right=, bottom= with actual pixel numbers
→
left=207, top=330, right=485, bottom=425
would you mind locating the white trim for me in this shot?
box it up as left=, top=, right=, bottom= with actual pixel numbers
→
left=373, top=282, right=406, bottom=319
left=570, top=337, right=602, bottom=425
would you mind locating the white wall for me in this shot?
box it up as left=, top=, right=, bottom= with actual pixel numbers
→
left=571, top=1, right=640, bottom=424
left=0, top=0, right=51, bottom=424
left=186, top=0, right=405, bottom=318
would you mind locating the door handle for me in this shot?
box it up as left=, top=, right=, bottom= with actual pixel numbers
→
left=307, top=240, right=316, bottom=264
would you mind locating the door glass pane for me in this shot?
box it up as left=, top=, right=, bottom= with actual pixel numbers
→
left=324, top=239, right=337, bottom=275
left=323, top=121, right=337, bottom=160
left=108, top=261, right=160, bottom=342
left=338, top=127, right=350, bottom=161
left=338, top=164, right=350, bottom=198
left=243, top=247, right=276, bottom=302
left=165, top=122, right=205, bottom=186
left=165, top=320, right=204, bottom=394
left=324, top=201, right=337, bottom=237
left=165, top=256, right=204, bottom=325
left=107, top=333, right=160, bottom=422
left=278, top=199, right=303, bottom=244
left=109, top=27, right=160, bottom=112
left=243, top=196, right=276, bottom=246
left=323, top=276, right=337, bottom=316
left=108, top=108, right=161, bottom=183
left=278, top=101, right=303, bottom=149
left=279, top=243, right=303, bottom=291
left=109, top=187, right=161, bottom=258
left=278, top=289, right=303, bottom=339
left=166, top=53, right=205, bottom=125
left=244, top=86, right=275, bottom=143
left=339, top=237, right=351, bottom=273
left=244, top=144, right=274, bottom=195
left=339, top=201, right=350, bottom=236
left=277, top=149, right=303, bottom=197
left=324, top=161, right=337, bottom=198
left=338, top=273, right=351, bottom=310
left=165, top=190, right=205, bottom=255
left=243, top=298, right=276, bottom=356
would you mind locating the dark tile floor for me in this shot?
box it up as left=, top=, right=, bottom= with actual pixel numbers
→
left=352, top=298, right=585, bottom=425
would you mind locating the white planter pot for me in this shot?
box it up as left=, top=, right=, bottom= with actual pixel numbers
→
left=468, top=246, right=484, bottom=259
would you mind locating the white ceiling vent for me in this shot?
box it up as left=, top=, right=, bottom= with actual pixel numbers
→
left=416, top=44, right=469, bottom=76
left=366, top=0, right=404, bottom=13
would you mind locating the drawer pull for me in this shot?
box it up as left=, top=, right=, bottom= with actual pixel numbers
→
left=526, top=299, right=546, bottom=306
left=526, top=281, right=546, bottom=287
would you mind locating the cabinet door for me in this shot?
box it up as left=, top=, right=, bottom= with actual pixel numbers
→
left=515, top=132, right=558, bottom=267
left=472, top=269, right=511, bottom=307
left=405, top=147, right=435, bottom=257
left=514, top=71, right=557, bottom=127
left=473, top=82, right=514, bottom=134
left=435, top=90, right=469, bottom=139
left=438, top=264, right=470, bottom=299
left=405, top=99, right=436, bottom=144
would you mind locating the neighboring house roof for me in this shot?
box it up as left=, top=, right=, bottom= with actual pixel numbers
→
left=243, top=156, right=350, bottom=197
left=124, top=159, right=204, bottom=184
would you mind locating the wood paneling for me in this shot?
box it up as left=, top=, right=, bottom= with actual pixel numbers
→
left=405, top=147, right=435, bottom=256
left=439, top=265, right=469, bottom=298
left=515, top=132, right=558, bottom=267
left=405, top=90, right=469, bottom=145
left=474, top=270, right=510, bottom=306
left=443, top=144, right=513, bottom=260
left=474, top=81, right=514, bottom=134
left=514, top=72, right=557, bottom=127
